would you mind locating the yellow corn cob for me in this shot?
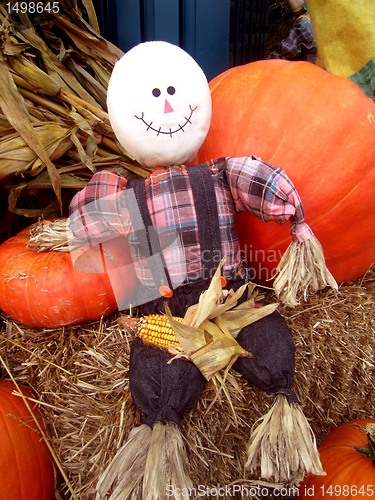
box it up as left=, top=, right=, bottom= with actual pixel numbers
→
left=138, top=314, right=183, bottom=350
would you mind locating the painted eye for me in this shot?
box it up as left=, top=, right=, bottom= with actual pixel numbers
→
left=152, top=88, right=161, bottom=97
left=167, top=86, right=175, bottom=95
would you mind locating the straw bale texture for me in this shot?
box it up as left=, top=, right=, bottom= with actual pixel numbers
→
left=0, top=268, right=373, bottom=499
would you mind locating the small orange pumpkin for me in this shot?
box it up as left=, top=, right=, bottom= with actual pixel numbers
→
left=298, top=419, right=375, bottom=499
left=0, top=380, right=55, bottom=499
left=0, top=224, right=137, bottom=327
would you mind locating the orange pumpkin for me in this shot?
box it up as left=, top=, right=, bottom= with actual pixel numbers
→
left=0, top=224, right=137, bottom=327
left=0, top=380, right=55, bottom=499
left=197, top=60, right=375, bottom=284
left=298, top=419, right=375, bottom=499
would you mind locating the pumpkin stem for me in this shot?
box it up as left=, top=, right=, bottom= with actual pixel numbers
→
left=354, top=423, right=375, bottom=464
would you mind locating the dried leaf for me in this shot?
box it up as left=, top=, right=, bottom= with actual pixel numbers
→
left=183, top=259, right=226, bottom=327
left=206, top=283, right=249, bottom=319
left=69, top=108, right=100, bottom=171
left=2, top=40, right=29, bottom=56
left=8, top=56, right=61, bottom=96
left=0, top=0, right=148, bottom=219
left=168, top=302, right=253, bottom=381
left=219, top=302, right=279, bottom=338
left=55, top=12, right=123, bottom=64
left=80, top=0, right=101, bottom=33
left=0, top=61, right=62, bottom=208
left=0, top=124, right=72, bottom=181
left=67, top=59, right=108, bottom=108
left=165, top=305, right=206, bottom=355
left=190, top=336, right=250, bottom=381
left=19, top=26, right=100, bottom=106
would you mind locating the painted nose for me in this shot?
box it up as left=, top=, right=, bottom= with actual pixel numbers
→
left=164, top=99, right=174, bottom=114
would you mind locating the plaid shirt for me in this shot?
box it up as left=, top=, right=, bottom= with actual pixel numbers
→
left=68, top=156, right=312, bottom=287
left=269, top=14, right=317, bottom=64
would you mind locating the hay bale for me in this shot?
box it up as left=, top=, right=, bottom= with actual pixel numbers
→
left=0, top=268, right=373, bottom=498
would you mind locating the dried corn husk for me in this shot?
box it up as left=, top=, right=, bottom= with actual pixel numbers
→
left=166, top=261, right=278, bottom=381
left=8, top=56, right=62, bottom=97
left=96, top=424, right=152, bottom=499
left=142, top=422, right=193, bottom=500
left=0, top=0, right=148, bottom=225
left=245, top=394, right=325, bottom=486
left=0, top=124, right=73, bottom=181
left=0, top=59, right=62, bottom=207
left=274, top=236, right=338, bottom=307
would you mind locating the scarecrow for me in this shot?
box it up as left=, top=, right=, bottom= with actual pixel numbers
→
left=67, top=42, right=337, bottom=498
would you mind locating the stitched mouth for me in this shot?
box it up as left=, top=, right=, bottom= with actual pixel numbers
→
left=134, top=105, right=197, bottom=137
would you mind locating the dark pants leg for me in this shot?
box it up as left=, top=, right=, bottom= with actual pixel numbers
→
left=233, top=310, right=296, bottom=396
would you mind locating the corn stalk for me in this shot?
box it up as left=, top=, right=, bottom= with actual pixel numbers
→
left=0, top=0, right=150, bottom=225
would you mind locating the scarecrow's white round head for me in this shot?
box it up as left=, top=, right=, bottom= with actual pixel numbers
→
left=107, top=41, right=212, bottom=167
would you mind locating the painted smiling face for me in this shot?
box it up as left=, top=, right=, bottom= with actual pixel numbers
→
left=107, top=41, right=212, bottom=167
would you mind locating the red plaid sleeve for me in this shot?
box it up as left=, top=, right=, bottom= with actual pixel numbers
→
left=226, top=156, right=313, bottom=243
left=68, top=170, right=130, bottom=241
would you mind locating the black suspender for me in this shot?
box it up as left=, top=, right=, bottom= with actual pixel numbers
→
left=186, top=164, right=222, bottom=277
left=127, top=163, right=222, bottom=294
left=127, top=177, right=173, bottom=292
